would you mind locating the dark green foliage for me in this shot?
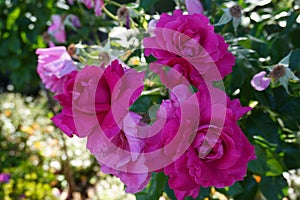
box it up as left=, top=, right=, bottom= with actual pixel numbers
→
left=0, top=0, right=299, bottom=199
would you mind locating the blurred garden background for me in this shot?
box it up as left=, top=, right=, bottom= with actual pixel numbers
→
left=1, top=0, right=300, bottom=199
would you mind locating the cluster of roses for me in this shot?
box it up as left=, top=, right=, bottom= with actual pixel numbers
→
left=37, top=10, right=255, bottom=200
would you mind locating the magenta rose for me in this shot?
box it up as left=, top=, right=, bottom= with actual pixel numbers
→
left=87, top=111, right=151, bottom=193
left=53, top=59, right=149, bottom=192
left=150, top=57, right=206, bottom=88
left=144, top=10, right=235, bottom=82
left=52, top=70, right=78, bottom=137
left=83, top=61, right=149, bottom=193
left=160, top=87, right=255, bottom=200
left=142, top=84, right=200, bottom=175
left=36, top=46, right=77, bottom=93
left=52, top=59, right=143, bottom=138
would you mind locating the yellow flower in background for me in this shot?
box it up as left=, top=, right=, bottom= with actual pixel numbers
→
left=21, top=126, right=34, bottom=135
left=4, top=110, right=12, bottom=117
left=34, top=141, right=42, bottom=150
left=31, top=123, right=40, bottom=130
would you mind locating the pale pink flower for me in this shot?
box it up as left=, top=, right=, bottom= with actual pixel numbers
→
left=67, top=14, right=81, bottom=28
left=47, top=15, right=66, bottom=43
left=36, top=46, right=77, bottom=93
left=185, top=0, right=204, bottom=14
left=82, top=0, right=104, bottom=16
left=250, top=71, right=271, bottom=91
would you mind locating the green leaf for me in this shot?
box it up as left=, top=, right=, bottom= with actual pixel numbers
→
left=7, top=34, right=21, bottom=53
left=248, top=140, right=285, bottom=176
left=235, top=176, right=258, bottom=200
left=148, top=103, right=160, bottom=122
left=140, top=0, right=159, bottom=11
left=136, top=172, right=168, bottom=200
left=7, top=57, right=21, bottom=69
left=281, top=144, right=300, bottom=169
left=6, top=7, right=21, bottom=30
left=231, top=61, right=246, bottom=89
left=227, top=182, right=244, bottom=197
left=197, top=187, right=210, bottom=199
left=164, top=181, right=177, bottom=200
left=289, top=48, right=300, bottom=74
left=0, top=40, right=9, bottom=56
left=270, top=36, right=291, bottom=64
left=260, top=176, right=288, bottom=200
left=130, top=94, right=163, bottom=113
left=279, top=52, right=292, bottom=66
left=248, top=35, right=269, bottom=58
left=273, top=87, right=300, bottom=129
left=244, top=108, right=280, bottom=143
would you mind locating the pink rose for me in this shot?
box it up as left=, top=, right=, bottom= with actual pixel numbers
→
left=101, top=165, right=151, bottom=193
left=160, top=87, right=255, bottom=200
left=151, top=57, right=205, bottom=88
left=52, top=71, right=78, bottom=137
left=36, top=46, right=77, bottom=93
left=53, top=59, right=143, bottom=138
left=143, top=84, right=200, bottom=172
left=47, top=15, right=66, bottom=43
left=82, top=61, right=148, bottom=193
left=144, top=10, right=235, bottom=82
left=88, top=111, right=151, bottom=193
left=52, top=59, right=149, bottom=192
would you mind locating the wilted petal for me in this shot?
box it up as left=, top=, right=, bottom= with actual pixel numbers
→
left=94, top=0, right=104, bottom=16
left=185, top=0, right=204, bottom=14
left=250, top=71, right=271, bottom=91
left=232, top=17, right=241, bottom=33
left=36, top=46, right=77, bottom=93
left=148, top=19, right=158, bottom=29
left=68, top=14, right=81, bottom=28
left=82, top=0, right=93, bottom=8
left=47, top=15, right=66, bottom=43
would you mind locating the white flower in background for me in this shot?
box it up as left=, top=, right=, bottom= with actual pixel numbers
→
left=270, top=52, right=299, bottom=94
left=74, top=42, right=120, bottom=67
left=250, top=52, right=299, bottom=93
left=215, top=4, right=243, bottom=33
left=73, top=27, right=142, bottom=67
